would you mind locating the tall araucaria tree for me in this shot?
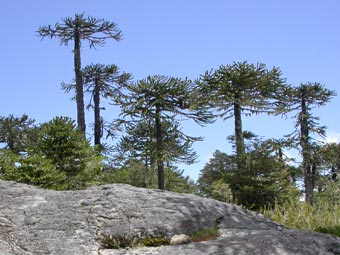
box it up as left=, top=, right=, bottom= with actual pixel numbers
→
left=37, top=13, right=122, bottom=134
left=115, top=119, right=199, bottom=168
left=64, top=63, right=131, bottom=150
left=198, top=61, right=286, bottom=170
left=119, top=75, right=214, bottom=190
left=284, top=82, right=336, bottom=204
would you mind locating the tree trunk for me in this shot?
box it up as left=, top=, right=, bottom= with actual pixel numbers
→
left=234, top=100, right=245, bottom=170
left=93, top=79, right=101, bottom=149
left=74, top=27, right=86, bottom=135
left=337, top=143, right=340, bottom=173
left=300, top=96, right=314, bottom=204
left=155, top=104, right=165, bottom=190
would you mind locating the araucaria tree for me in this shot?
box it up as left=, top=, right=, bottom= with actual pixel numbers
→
left=38, top=13, right=123, bottom=134
left=198, top=61, right=286, bottom=170
left=35, top=116, right=102, bottom=190
left=119, top=75, right=214, bottom=190
left=80, top=63, right=130, bottom=149
left=0, top=114, right=36, bottom=154
left=285, top=82, right=336, bottom=204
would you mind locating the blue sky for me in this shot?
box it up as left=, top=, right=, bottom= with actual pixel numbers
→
left=1, top=1, right=339, bottom=181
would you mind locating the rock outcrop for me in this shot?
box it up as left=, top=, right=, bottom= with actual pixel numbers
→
left=1, top=180, right=340, bottom=255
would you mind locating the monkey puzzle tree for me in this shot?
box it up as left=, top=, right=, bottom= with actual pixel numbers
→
left=114, top=118, right=199, bottom=188
left=38, top=13, right=122, bottom=134
left=116, top=119, right=198, bottom=165
left=0, top=114, right=36, bottom=153
left=198, top=61, right=286, bottom=171
left=64, top=63, right=131, bottom=150
left=35, top=116, right=102, bottom=189
left=197, top=150, right=236, bottom=201
left=119, top=75, right=214, bottom=190
left=283, top=82, right=336, bottom=204
left=197, top=142, right=299, bottom=210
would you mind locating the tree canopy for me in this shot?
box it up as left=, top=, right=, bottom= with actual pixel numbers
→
left=198, top=61, right=286, bottom=168
left=38, top=13, right=123, bottom=134
left=118, top=75, right=214, bottom=189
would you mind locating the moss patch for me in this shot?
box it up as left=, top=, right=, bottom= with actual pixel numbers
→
left=139, top=236, right=170, bottom=247
left=100, top=218, right=223, bottom=249
left=99, top=234, right=170, bottom=249
left=100, top=234, right=132, bottom=249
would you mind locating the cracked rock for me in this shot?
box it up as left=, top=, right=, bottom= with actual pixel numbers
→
left=0, top=180, right=340, bottom=255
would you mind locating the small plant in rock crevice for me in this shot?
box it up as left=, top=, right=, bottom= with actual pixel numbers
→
left=99, top=218, right=223, bottom=249
left=100, top=234, right=132, bottom=249
left=138, top=236, right=170, bottom=247
left=190, top=224, right=220, bottom=242
left=190, top=217, right=222, bottom=242
left=99, top=234, right=170, bottom=249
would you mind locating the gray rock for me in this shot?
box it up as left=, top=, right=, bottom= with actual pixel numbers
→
left=170, top=234, right=191, bottom=245
left=0, top=180, right=340, bottom=255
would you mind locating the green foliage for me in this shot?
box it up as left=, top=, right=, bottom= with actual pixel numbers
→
left=198, top=61, right=287, bottom=159
left=0, top=114, right=36, bottom=153
left=264, top=181, right=340, bottom=237
left=315, top=226, right=340, bottom=237
left=120, top=75, right=214, bottom=125
left=315, top=181, right=340, bottom=206
left=100, top=159, right=196, bottom=194
left=209, top=179, right=233, bottom=203
left=199, top=61, right=286, bottom=120
left=38, top=13, right=123, bottom=134
left=164, top=166, right=197, bottom=194
left=63, top=63, right=132, bottom=149
left=230, top=145, right=285, bottom=210
left=100, top=234, right=132, bottom=249
left=0, top=150, right=66, bottom=190
left=101, top=159, right=156, bottom=188
left=197, top=150, right=236, bottom=201
left=99, top=234, right=170, bottom=249
left=118, top=75, right=214, bottom=189
left=34, top=116, right=102, bottom=189
left=197, top=140, right=299, bottom=210
left=0, top=150, right=20, bottom=179
left=38, top=13, right=122, bottom=48
left=0, top=116, right=103, bottom=190
left=191, top=224, right=220, bottom=242
left=13, top=154, right=66, bottom=190
left=115, top=119, right=199, bottom=167
left=139, top=236, right=170, bottom=247
left=263, top=198, right=340, bottom=236
left=282, top=82, right=336, bottom=204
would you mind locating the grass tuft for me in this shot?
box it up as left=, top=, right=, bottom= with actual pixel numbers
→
left=263, top=198, right=340, bottom=237
left=191, top=224, right=220, bottom=242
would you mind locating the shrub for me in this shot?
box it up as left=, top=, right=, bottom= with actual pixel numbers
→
left=263, top=198, right=340, bottom=237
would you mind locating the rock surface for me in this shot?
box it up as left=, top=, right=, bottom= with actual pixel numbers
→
left=1, top=180, right=340, bottom=255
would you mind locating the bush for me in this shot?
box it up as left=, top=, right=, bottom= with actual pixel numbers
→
left=263, top=198, right=340, bottom=237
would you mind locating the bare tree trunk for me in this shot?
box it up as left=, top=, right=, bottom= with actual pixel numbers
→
left=234, top=100, right=245, bottom=169
left=300, top=97, right=314, bottom=204
left=93, top=79, right=101, bottom=149
left=74, top=28, right=86, bottom=135
left=155, top=104, right=164, bottom=190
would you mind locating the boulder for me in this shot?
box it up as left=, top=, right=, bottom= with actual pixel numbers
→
left=170, top=234, right=191, bottom=245
left=0, top=180, right=340, bottom=254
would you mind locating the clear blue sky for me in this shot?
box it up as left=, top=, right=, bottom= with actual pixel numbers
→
left=1, top=1, right=339, bottom=181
